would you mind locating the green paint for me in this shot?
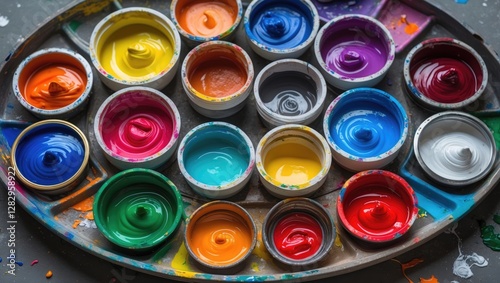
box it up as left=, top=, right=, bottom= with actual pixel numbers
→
left=479, top=117, right=500, bottom=148
left=479, top=219, right=500, bottom=251
left=493, top=214, right=500, bottom=224
left=68, top=20, right=82, bottom=32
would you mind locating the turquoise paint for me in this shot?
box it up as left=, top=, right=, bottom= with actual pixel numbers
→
left=183, top=130, right=250, bottom=186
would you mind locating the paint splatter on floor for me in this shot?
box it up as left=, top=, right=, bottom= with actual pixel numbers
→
left=0, top=15, right=9, bottom=27
left=30, top=259, right=39, bottom=266
left=419, top=275, right=439, bottom=283
left=455, top=0, right=469, bottom=4
left=391, top=258, right=424, bottom=283
left=479, top=214, right=500, bottom=251
left=446, top=223, right=488, bottom=279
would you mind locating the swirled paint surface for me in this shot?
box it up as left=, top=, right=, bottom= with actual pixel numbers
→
left=188, top=50, right=247, bottom=98
left=343, top=185, right=412, bottom=237
left=21, top=63, right=87, bottom=110
left=183, top=131, right=249, bottom=186
left=264, top=142, right=321, bottom=185
left=189, top=210, right=253, bottom=266
left=259, top=71, right=317, bottom=116
left=15, top=124, right=85, bottom=185
left=416, top=121, right=492, bottom=181
left=410, top=57, right=480, bottom=103
left=101, top=95, right=174, bottom=159
left=176, top=0, right=238, bottom=37
left=273, top=212, right=322, bottom=260
left=320, top=18, right=389, bottom=78
left=98, top=24, right=174, bottom=81
left=101, top=184, right=177, bottom=247
left=328, top=95, right=403, bottom=158
left=248, top=0, right=314, bottom=49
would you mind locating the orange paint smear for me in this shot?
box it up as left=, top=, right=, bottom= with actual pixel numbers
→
left=22, top=64, right=86, bottom=110
left=188, top=52, right=246, bottom=98
left=71, top=196, right=94, bottom=212
left=420, top=275, right=439, bottom=283
left=176, top=0, right=237, bottom=37
left=399, top=14, right=419, bottom=35
left=84, top=211, right=94, bottom=220
left=392, top=258, right=424, bottom=283
left=72, top=219, right=81, bottom=229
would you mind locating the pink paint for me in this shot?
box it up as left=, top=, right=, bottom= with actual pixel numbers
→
left=101, top=92, right=174, bottom=159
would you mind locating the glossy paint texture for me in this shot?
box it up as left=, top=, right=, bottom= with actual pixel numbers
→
left=247, top=0, right=314, bottom=49
left=273, top=212, right=323, bottom=260
left=259, top=71, right=317, bottom=116
left=175, top=0, right=238, bottom=37
left=98, top=24, right=174, bottom=81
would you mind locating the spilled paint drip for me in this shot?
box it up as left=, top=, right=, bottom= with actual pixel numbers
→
left=479, top=215, right=500, bottom=251
left=391, top=257, right=424, bottom=283
left=419, top=275, right=439, bottom=283
left=0, top=15, right=9, bottom=27
left=446, top=223, right=488, bottom=279
left=30, top=259, right=39, bottom=266
left=171, top=242, right=192, bottom=272
left=455, top=0, right=468, bottom=4
left=70, top=196, right=96, bottom=229
left=399, top=14, right=419, bottom=35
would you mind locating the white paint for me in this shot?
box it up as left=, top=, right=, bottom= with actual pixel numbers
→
left=79, top=218, right=97, bottom=229
left=446, top=223, right=488, bottom=279
left=0, top=15, right=9, bottom=27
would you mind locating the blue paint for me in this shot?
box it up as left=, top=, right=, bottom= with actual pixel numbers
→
left=246, top=0, right=314, bottom=49
left=455, top=0, right=468, bottom=4
left=327, top=88, right=407, bottom=158
left=183, top=127, right=250, bottom=186
left=15, top=123, right=85, bottom=186
left=0, top=120, right=30, bottom=148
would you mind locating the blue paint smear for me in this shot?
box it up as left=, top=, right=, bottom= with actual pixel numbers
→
left=0, top=122, right=30, bottom=148
left=16, top=261, right=23, bottom=266
left=455, top=0, right=468, bottom=4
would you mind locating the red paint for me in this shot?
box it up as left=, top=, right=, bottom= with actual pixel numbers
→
left=273, top=212, right=322, bottom=260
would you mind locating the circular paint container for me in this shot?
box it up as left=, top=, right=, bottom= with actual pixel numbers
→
left=254, top=58, right=327, bottom=128
left=89, top=7, right=181, bottom=91
left=244, top=0, right=320, bottom=60
left=256, top=124, right=332, bottom=199
left=314, top=14, right=395, bottom=90
left=323, top=88, right=409, bottom=172
left=337, top=170, right=418, bottom=244
left=414, top=111, right=496, bottom=187
left=10, top=119, right=89, bottom=195
left=12, top=48, right=93, bottom=119
left=93, top=168, right=184, bottom=252
left=262, top=198, right=334, bottom=269
left=181, top=41, right=254, bottom=119
left=185, top=201, right=256, bottom=273
left=170, top=0, right=243, bottom=47
left=177, top=122, right=255, bottom=199
left=94, top=87, right=181, bottom=170
left=404, top=37, right=488, bottom=111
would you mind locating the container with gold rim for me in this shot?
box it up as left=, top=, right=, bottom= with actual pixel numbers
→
left=10, top=119, right=90, bottom=195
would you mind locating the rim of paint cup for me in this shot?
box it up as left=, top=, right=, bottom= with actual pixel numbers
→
left=94, top=86, right=181, bottom=170
left=413, top=111, right=496, bottom=187
left=177, top=122, right=255, bottom=199
left=253, top=58, right=327, bottom=128
left=255, top=124, right=332, bottom=199
left=184, top=200, right=257, bottom=273
left=403, top=37, right=488, bottom=111
left=262, top=197, right=335, bottom=268
left=89, top=7, right=181, bottom=91
left=93, top=168, right=184, bottom=252
left=337, top=170, right=418, bottom=243
left=323, top=87, right=409, bottom=172
left=181, top=40, right=254, bottom=119
left=12, top=48, right=93, bottom=119
left=314, top=14, right=395, bottom=90
left=10, top=119, right=90, bottom=194
left=244, top=0, right=320, bottom=60
left=170, top=0, right=243, bottom=48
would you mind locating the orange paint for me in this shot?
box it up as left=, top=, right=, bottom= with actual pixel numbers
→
left=21, top=63, right=86, bottom=110
left=85, top=211, right=94, bottom=220
left=72, top=219, right=81, bottom=229
left=420, top=275, right=439, bottom=283
left=188, top=210, right=253, bottom=266
left=399, top=14, right=419, bottom=35
left=188, top=51, right=247, bottom=97
left=392, top=258, right=424, bottom=283
left=176, top=0, right=238, bottom=37
left=71, top=196, right=94, bottom=212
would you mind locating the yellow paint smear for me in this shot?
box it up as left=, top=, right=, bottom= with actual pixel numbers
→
left=171, top=242, right=193, bottom=273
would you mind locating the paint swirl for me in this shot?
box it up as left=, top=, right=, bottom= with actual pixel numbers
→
left=101, top=105, right=173, bottom=159
left=273, top=212, right=323, bottom=260
left=249, top=2, right=313, bottom=49
left=259, top=71, right=317, bottom=116
left=177, top=1, right=237, bottom=37
left=23, top=64, right=87, bottom=110
left=410, top=57, right=479, bottom=103
left=188, top=210, right=253, bottom=266
left=98, top=24, right=173, bottom=81
left=15, top=128, right=85, bottom=186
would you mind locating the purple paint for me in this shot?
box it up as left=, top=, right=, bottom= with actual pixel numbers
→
left=312, top=0, right=386, bottom=23
left=319, top=17, right=390, bottom=79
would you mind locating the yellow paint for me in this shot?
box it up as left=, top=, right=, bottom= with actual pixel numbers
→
left=334, top=232, right=343, bottom=249
left=252, top=231, right=272, bottom=262
left=98, top=24, right=174, bottom=81
left=171, top=242, right=192, bottom=273
left=251, top=262, right=260, bottom=272
left=420, top=275, right=439, bottom=283
left=264, top=143, right=321, bottom=185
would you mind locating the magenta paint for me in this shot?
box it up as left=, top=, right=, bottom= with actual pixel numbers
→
left=378, top=0, right=433, bottom=53
left=312, top=0, right=387, bottom=23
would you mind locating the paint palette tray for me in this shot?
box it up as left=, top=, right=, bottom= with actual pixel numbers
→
left=2, top=0, right=500, bottom=281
